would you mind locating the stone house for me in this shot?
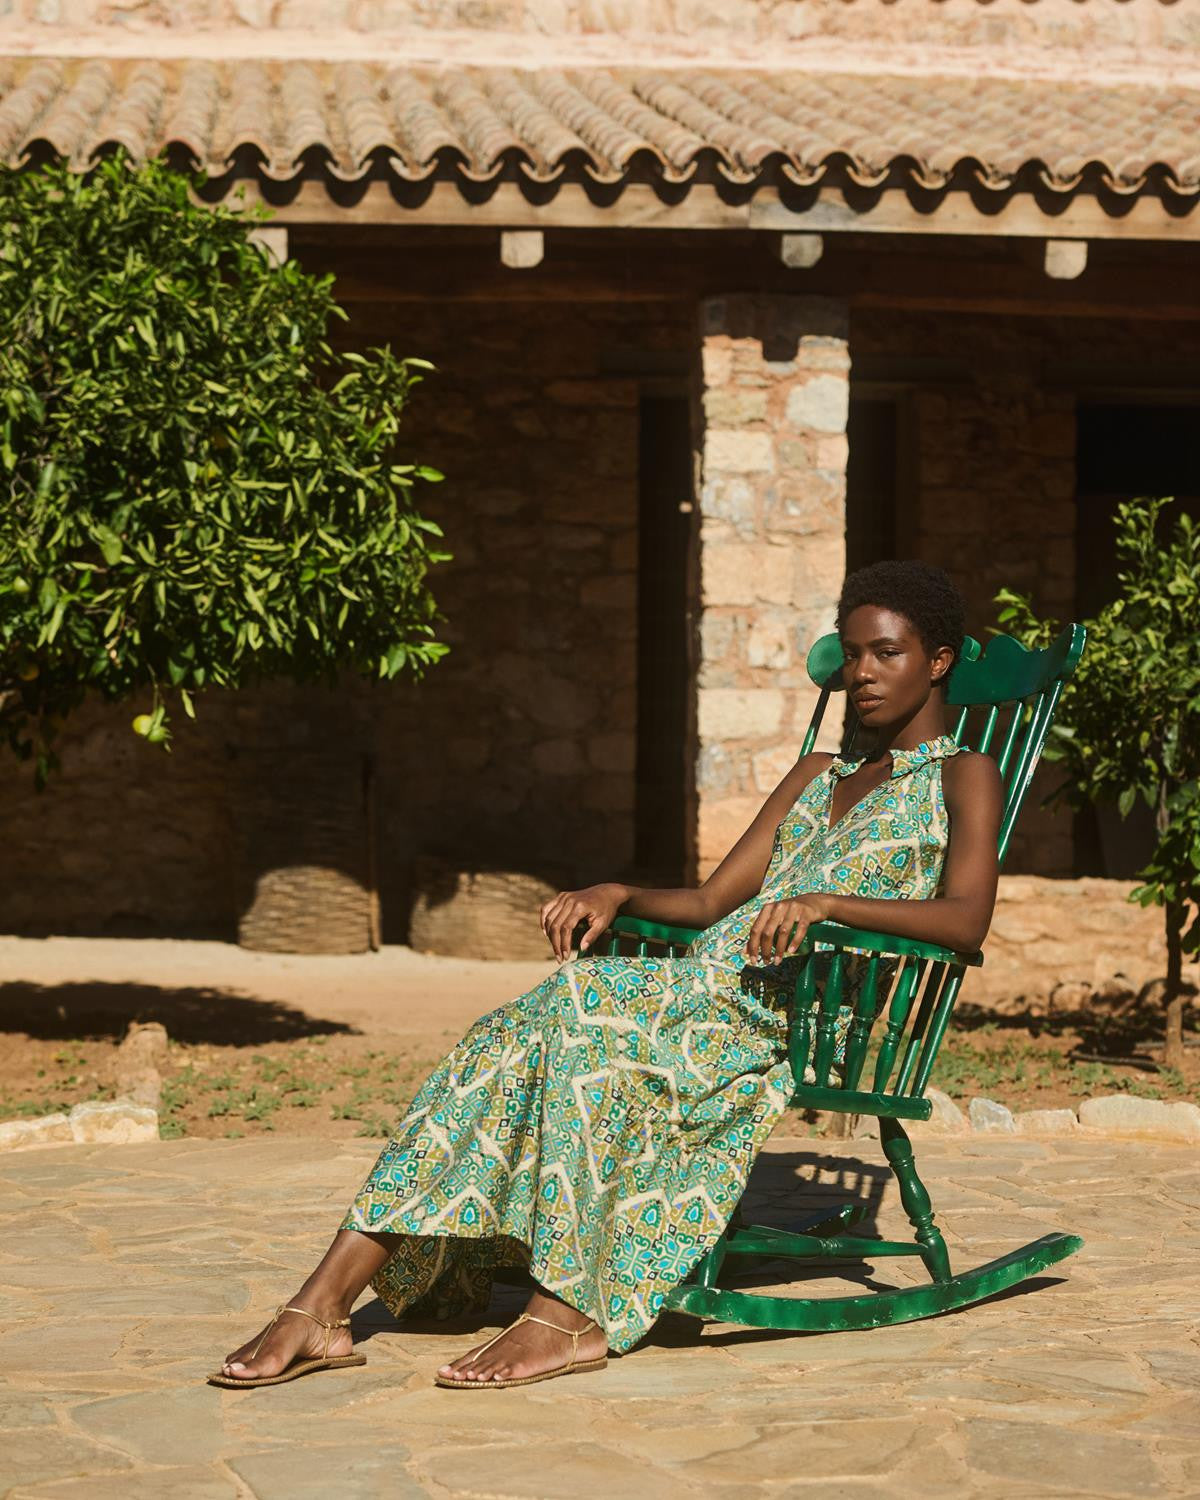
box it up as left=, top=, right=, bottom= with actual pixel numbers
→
left=0, top=0, right=1195, bottom=983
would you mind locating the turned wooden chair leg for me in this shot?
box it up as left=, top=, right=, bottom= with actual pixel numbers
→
left=879, top=1118, right=952, bottom=1284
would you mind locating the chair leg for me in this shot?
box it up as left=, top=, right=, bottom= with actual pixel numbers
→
left=879, top=1117, right=951, bottom=1284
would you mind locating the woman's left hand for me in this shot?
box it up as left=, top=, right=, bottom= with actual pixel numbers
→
left=744, top=895, right=833, bottom=965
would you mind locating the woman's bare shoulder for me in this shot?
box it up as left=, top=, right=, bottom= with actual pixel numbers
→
left=771, top=750, right=836, bottom=805
left=941, top=748, right=1003, bottom=805
left=793, top=750, right=836, bottom=784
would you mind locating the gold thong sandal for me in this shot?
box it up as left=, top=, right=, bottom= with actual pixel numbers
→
left=434, top=1311, right=607, bottom=1390
left=207, top=1304, right=367, bottom=1389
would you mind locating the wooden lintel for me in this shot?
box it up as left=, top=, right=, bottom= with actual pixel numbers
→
left=245, top=179, right=1200, bottom=243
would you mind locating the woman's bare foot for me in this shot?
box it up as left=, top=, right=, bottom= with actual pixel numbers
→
left=219, top=1302, right=353, bottom=1382
left=437, top=1290, right=607, bottom=1384
left=215, top=1228, right=397, bottom=1383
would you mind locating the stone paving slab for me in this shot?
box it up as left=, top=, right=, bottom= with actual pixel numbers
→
left=1, top=1135, right=1198, bottom=1499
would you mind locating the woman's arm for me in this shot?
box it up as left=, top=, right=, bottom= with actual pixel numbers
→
left=744, top=752, right=1003, bottom=963
left=539, top=752, right=834, bottom=960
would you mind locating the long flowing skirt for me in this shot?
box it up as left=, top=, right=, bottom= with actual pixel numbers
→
left=340, top=941, right=795, bottom=1353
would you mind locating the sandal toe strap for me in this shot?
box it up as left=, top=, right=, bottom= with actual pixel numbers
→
left=466, top=1311, right=597, bottom=1368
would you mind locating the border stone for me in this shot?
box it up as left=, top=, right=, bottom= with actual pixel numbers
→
left=1014, top=1107, right=1080, bottom=1136
left=968, top=1096, right=1016, bottom=1132
left=69, top=1100, right=159, bottom=1144
left=0, top=1113, right=74, bottom=1151
left=0, top=1101, right=159, bottom=1152
left=1079, top=1094, right=1200, bottom=1142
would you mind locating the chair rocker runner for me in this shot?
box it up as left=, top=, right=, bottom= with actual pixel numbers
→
left=601, top=622, right=1087, bottom=1335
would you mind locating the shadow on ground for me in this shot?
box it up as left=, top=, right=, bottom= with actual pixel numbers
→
left=0, top=980, right=357, bottom=1045
left=956, top=984, right=1198, bottom=1063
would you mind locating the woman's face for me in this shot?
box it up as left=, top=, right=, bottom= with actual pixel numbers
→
left=840, top=605, right=953, bottom=730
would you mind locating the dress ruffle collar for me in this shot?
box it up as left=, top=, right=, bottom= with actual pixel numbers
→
left=829, top=734, right=962, bottom=781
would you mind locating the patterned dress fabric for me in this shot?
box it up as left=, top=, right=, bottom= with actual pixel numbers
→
left=341, top=734, right=964, bottom=1353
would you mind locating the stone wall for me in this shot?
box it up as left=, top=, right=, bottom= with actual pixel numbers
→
left=690, top=294, right=848, bottom=879
left=364, top=297, right=689, bottom=932
left=963, top=876, right=1170, bottom=1008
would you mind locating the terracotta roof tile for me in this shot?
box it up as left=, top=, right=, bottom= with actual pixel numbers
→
left=1, top=57, right=1196, bottom=198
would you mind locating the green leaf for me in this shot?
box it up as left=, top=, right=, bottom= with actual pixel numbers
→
left=0, top=155, right=449, bottom=786
left=94, top=526, right=123, bottom=565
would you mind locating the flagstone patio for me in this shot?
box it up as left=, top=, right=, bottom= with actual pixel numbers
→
left=2, top=1133, right=1198, bottom=1499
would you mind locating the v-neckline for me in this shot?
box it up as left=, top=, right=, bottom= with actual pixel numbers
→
left=824, top=760, right=892, bottom=837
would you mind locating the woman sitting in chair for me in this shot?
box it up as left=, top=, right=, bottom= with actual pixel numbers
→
left=212, top=559, right=1002, bottom=1391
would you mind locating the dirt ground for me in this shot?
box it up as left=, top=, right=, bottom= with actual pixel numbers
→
left=1, top=936, right=1197, bottom=1141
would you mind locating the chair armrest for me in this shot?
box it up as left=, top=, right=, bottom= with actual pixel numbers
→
left=800, top=919, right=983, bottom=969
left=609, top=915, right=704, bottom=948
left=608, top=915, right=982, bottom=969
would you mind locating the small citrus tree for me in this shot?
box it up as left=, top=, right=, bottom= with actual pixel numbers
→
left=997, top=496, right=1200, bottom=1070
left=0, top=158, right=448, bottom=785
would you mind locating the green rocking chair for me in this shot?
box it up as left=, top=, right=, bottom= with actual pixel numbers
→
left=602, top=621, right=1087, bottom=1334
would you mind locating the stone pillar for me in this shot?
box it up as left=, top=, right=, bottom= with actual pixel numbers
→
left=689, top=295, right=850, bottom=880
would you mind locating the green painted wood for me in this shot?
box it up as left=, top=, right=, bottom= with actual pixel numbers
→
left=726, top=1226, right=926, bottom=1260
left=663, top=1233, right=1083, bottom=1332
left=787, top=951, right=818, bottom=1088
left=811, top=948, right=845, bottom=1086
left=840, top=954, right=881, bottom=1090
left=913, top=968, right=967, bottom=1095
left=894, top=961, right=948, bottom=1094
left=802, top=920, right=982, bottom=967
left=871, top=958, right=923, bottom=1094
left=788, top=1084, right=933, bottom=1120
left=881, top=1117, right=951, bottom=1282
left=608, top=915, right=700, bottom=951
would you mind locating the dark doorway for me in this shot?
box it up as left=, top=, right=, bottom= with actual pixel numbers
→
left=845, top=398, right=900, bottom=575
left=1074, top=401, right=1200, bottom=876
left=1076, top=403, right=1200, bottom=618
left=635, top=396, right=691, bottom=881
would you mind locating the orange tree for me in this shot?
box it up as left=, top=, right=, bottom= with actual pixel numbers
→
left=997, top=496, right=1200, bottom=1071
left=0, top=158, right=448, bottom=785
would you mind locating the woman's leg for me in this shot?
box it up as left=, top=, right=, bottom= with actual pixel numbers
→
left=220, top=1228, right=397, bottom=1380
left=436, top=1285, right=607, bottom=1383
left=221, top=1226, right=608, bottom=1384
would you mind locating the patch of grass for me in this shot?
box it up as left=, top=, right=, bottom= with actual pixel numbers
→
left=206, top=1085, right=281, bottom=1123
left=159, top=1118, right=187, bottom=1140
left=253, top=1055, right=291, bottom=1083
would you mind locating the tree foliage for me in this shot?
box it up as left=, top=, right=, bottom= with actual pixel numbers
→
left=0, top=158, right=448, bottom=781
left=996, top=496, right=1200, bottom=1066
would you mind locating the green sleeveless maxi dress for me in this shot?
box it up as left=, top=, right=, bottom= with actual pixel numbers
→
left=341, top=735, right=963, bottom=1353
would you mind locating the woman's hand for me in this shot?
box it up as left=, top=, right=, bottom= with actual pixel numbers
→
left=744, top=894, right=833, bottom=965
left=540, top=883, right=629, bottom=963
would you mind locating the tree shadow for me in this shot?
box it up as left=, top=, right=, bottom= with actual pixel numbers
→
left=0, top=980, right=356, bottom=1046
left=954, top=982, right=1197, bottom=1061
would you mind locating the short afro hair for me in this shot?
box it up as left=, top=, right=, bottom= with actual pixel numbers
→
left=836, top=560, right=966, bottom=670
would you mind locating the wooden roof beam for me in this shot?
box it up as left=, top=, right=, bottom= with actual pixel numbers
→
left=243, top=180, right=1200, bottom=243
